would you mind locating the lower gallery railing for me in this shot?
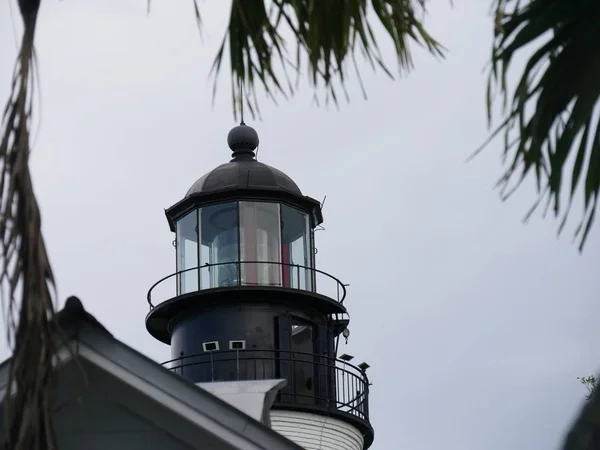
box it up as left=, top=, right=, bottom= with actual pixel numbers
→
left=162, top=349, right=370, bottom=422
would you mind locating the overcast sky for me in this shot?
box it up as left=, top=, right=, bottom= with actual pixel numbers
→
left=1, top=1, right=599, bottom=449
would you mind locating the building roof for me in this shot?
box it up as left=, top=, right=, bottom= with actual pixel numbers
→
left=0, top=297, right=303, bottom=450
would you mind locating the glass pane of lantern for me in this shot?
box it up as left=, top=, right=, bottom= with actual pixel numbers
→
left=281, top=205, right=312, bottom=290
left=199, top=202, right=239, bottom=289
left=176, top=210, right=199, bottom=294
left=239, top=202, right=281, bottom=287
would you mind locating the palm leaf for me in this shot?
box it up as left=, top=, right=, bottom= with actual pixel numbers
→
left=480, top=0, right=600, bottom=251
left=205, top=0, right=444, bottom=120
left=0, top=1, right=59, bottom=449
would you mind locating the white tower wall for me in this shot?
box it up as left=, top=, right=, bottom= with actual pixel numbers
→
left=270, top=410, right=364, bottom=450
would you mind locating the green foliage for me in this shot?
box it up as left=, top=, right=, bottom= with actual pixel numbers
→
left=578, top=375, right=598, bottom=401
left=480, top=0, right=600, bottom=251
left=204, top=0, right=444, bottom=118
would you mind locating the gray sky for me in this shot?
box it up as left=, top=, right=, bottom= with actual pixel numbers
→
left=1, top=1, right=599, bottom=449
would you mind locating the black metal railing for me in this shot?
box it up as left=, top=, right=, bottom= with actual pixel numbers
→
left=147, top=261, right=347, bottom=309
left=162, top=349, right=370, bottom=422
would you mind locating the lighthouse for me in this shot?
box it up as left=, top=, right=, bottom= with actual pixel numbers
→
left=145, top=124, right=374, bottom=450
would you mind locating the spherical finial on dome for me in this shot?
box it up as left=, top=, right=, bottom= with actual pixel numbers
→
left=227, top=123, right=259, bottom=159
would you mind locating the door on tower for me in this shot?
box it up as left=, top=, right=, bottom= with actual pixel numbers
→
left=290, top=317, right=317, bottom=406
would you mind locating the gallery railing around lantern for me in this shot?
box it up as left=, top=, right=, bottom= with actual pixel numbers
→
left=162, top=349, right=370, bottom=423
left=147, top=261, right=347, bottom=309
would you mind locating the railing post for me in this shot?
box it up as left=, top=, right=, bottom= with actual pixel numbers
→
left=320, top=352, right=329, bottom=409
left=363, top=382, right=370, bottom=419
left=237, top=260, right=242, bottom=286
left=290, top=352, right=296, bottom=404
left=179, top=351, right=184, bottom=378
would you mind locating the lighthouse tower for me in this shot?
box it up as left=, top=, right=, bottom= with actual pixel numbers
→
left=146, top=124, right=374, bottom=449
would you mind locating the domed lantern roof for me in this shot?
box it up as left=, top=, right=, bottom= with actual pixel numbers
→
left=165, top=123, right=323, bottom=231
left=185, top=160, right=302, bottom=197
left=185, top=124, right=302, bottom=197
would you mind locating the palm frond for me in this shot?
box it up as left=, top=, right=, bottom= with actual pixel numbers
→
left=1, top=0, right=59, bottom=449
left=204, top=0, right=443, bottom=120
left=480, top=0, right=600, bottom=250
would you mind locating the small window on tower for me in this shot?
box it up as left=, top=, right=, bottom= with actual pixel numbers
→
left=202, top=341, right=220, bottom=352
left=229, top=340, right=246, bottom=350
